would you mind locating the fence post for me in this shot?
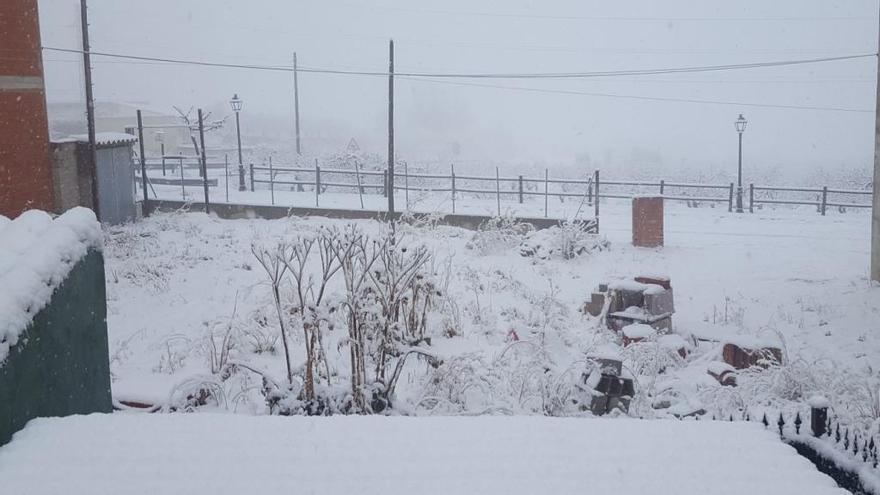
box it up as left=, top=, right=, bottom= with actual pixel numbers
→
left=451, top=164, right=456, bottom=214
left=315, top=159, right=321, bottom=196
left=180, top=156, right=186, bottom=200
left=404, top=161, right=410, bottom=211
left=518, top=175, right=524, bottom=204
left=810, top=399, right=829, bottom=437
left=269, top=156, right=275, bottom=205
left=594, top=170, right=600, bottom=218
left=728, top=183, right=734, bottom=212
left=355, top=163, right=364, bottom=209
left=315, top=159, right=321, bottom=208
left=660, top=179, right=665, bottom=195
left=496, top=166, right=501, bottom=216
left=161, top=142, right=166, bottom=176
left=821, top=186, right=828, bottom=216
left=249, top=164, right=254, bottom=192
left=136, top=110, right=148, bottom=207
left=382, top=169, right=388, bottom=198
left=544, top=168, right=549, bottom=218
left=749, top=183, right=754, bottom=213
left=197, top=109, right=210, bottom=214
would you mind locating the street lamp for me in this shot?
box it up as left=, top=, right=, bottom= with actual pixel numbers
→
left=230, top=93, right=245, bottom=191
left=734, top=114, right=747, bottom=213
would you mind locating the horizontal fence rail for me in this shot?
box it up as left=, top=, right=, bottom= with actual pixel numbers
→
left=137, top=154, right=874, bottom=218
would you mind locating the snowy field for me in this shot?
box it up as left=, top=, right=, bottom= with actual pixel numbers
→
left=101, top=201, right=880, bottom=426
left=0, top=414, right=849, bottom=495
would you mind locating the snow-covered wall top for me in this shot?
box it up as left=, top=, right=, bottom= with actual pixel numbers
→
left=0, top=208, right=102, bottom=362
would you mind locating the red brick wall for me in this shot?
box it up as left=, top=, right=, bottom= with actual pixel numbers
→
left=0, top=0, right=54, bottom=218
left=632, top=196, right=664, bottom=248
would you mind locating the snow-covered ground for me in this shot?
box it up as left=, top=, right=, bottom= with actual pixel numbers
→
left=0, top=414, right=849, bottom=495
left=102, top=201, right=880, bottom=426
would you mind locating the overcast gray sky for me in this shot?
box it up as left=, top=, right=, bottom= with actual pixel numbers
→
left=37, top=0, right=879, bottom=178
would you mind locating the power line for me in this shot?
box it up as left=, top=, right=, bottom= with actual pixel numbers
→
left=38, top=58, right=875, bottom=84
left=41, top=46, right=876, bottom=80
left=333, top=2, right=873, bottom=22
left=399, top=76, right=874, bottom=113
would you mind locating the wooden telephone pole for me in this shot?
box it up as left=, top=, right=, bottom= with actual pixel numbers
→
left=293, top=52, right=301, bottom=156
left=80, top=0, right=100, bottom=219
left=387, top=39, right=395, bottom=215
left=872, top=5, right=880, bottom=281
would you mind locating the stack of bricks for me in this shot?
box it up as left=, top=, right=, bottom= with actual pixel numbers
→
left=0, top=0, right=54, bottom=218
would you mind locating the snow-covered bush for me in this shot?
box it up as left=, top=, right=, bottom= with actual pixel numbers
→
left=519, top=221, right=608, bottom=261
left=466, top=216, right=534, bottom=255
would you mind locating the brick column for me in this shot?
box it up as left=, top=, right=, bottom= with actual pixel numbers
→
left=632, top=196, right=664, bottom=248
left=0, top=0, right=54, bottom=217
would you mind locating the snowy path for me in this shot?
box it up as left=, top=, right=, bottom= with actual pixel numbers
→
left=0, top=414, right=848, bottom=495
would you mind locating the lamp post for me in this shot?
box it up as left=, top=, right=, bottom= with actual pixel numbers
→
left=230, top=94, right=245, bottom=191
left=734, top=114, right=747, bottom=213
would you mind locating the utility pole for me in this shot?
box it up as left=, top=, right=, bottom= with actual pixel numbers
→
left=872, top=4, right=880, bottom=282
left=293, top=52, right=301, bottom=156
left=80, top=0, right=100, bottom=220
left=387, top=39, right=395, bottom=215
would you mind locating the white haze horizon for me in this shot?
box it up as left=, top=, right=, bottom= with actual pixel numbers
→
left=36, top=0, right=880, bottom=182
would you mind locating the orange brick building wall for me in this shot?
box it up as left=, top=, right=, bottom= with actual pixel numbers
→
left=0, top=0, right=54, bottom=218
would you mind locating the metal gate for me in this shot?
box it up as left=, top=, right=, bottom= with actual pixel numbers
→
left=94, top=136, right=137, bottom=224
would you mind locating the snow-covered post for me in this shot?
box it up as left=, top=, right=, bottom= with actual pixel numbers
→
left=728, top=182, right=734, bottom=212
left=451, top=164, right=456, bottom=214
left=495, top=166, right=501, bottom=216
left=809, top=395, right=829, bottom=437
left=544, top=168, right=549, bottom=218
left=355, top=163, right=364, bottom=209
left=269, top=156, right=275, bottom=205
left=518, top=175, right=524, bottom=204
left=404, top=161, right=409, bottom=211
left=179, top=156, right=186, bottom=200
left=315, top=159, right=320, bottom=208
left=749, top=183, right=754, bottom=213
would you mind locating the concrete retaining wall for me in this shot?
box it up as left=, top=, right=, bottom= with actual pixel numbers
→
left=143, top=199, right=597, bottom=232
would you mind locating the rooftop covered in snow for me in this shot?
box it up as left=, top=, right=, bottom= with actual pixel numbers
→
left=0, top=414, right=847, bottom=495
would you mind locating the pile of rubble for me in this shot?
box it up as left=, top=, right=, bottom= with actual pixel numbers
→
left=580, top=275, right=786, bottom=416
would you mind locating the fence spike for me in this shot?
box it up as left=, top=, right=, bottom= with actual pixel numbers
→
left=762, top=413, right=768, bottom=428
left=835, top=423, right=841, bottom=443
left=844, top=429, right=849, bottom=450
left=777, top=413, right=785, bottom=437
left=729, top=414, right=734, bottom=422
left=794, top=412, right=802, bottom=435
